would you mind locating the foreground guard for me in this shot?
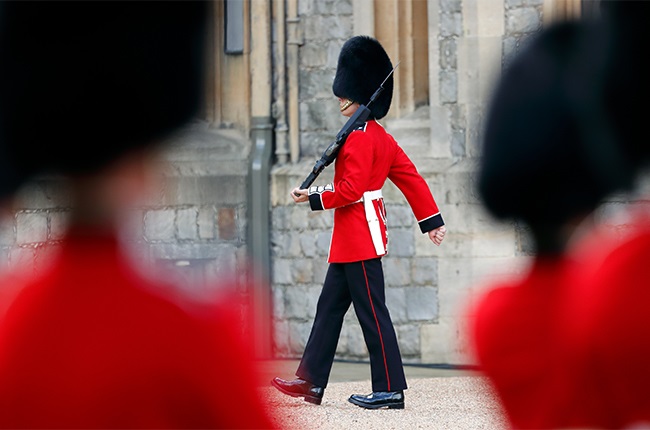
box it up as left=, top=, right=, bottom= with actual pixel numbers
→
left=272, top=35, right=446, bottom=410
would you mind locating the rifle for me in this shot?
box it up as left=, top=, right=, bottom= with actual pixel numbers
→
left=294, top=62, right=399, bottom=197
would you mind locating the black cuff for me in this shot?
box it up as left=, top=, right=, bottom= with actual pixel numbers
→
left=419, top=213, right=444, bottom=233
left=309, top=193, right=324, bottom=211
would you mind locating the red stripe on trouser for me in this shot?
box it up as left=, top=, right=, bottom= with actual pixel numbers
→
left=361, top=261, right=391, bottom=391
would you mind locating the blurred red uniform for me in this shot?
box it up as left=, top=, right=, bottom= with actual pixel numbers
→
left=468, top=257, right=588, bottom=429
left=572, top=215, right=650, bottom=428
left=0, top=227, right=275, bottom=429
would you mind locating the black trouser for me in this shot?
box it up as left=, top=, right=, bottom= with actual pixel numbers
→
left=296, top=258, right=407, bottom=392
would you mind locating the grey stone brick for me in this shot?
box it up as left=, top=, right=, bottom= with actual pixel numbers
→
left=440, top=12, right=462, bottom=37
left=440, top=0, right=462, bottom=13
left=272, top=286, right=286, bottom=319
left=0, top=221, right=14, bottom=246
left=198, top=207, right=216, bottom=239
left=440, top=70, right=458, bottom=104
left=272, top=319, right=290, bottom=355
left=405, top=287, right=438, bottom=321
left=383, top=257, right=411, bottom=287
left=386, top=205, right=414, bottom=228
left=291, top=258, right=314, bottom=284
left=412, top=257, right=438, bottom=286
left=49, top=211, right=69, bottom=241
left=16, top=212, right=48, bottom=245
left=273, top=258, right=294, bottom=285
left=288, top=321, right=312, bottom=354
left=385, top=287, right=407, bottom=324
left=177, top=208, right=198, bottom=240
left=9, top=247, right=35, bottom=271
left=299, top=232, right=318, bottom=258
left=397, top=324, right=421, bottom=356
left=144, top=209, right=175, bottom=241
left=387, top=228, right=415, bottom=257
left=506, top=8, right=540, bottom=34
left=439, top=38, right=457, bottom=70
left=451, top=128, right=466, bottom=157
left=316, top=231, right=332, bottom=256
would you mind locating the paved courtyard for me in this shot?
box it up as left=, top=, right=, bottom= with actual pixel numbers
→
left=260, top=360, right=507, bottom=429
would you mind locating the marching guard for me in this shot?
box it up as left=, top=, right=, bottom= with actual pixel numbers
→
left=272, top=35, right=446, bottom=410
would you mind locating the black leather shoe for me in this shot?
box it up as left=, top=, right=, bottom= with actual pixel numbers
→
left=271, top=377, right=324, bottom=405
left=348, top=390, right=405, bottom=409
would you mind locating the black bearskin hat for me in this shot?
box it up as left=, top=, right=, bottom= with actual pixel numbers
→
left=0, top=1, right=208, bottom=200
left=478, top=16, right=644, bottom=248
left=332, top=36, right=393, bottom=120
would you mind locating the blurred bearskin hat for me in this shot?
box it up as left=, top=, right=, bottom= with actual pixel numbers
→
left=0, top=1, right=208, bottom=200
left=477, top=0, right=650, bottom=242
left=332, top=36, right=393, bottom=120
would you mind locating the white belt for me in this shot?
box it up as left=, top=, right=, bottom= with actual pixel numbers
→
left=357, top=190, right=385, bottom=255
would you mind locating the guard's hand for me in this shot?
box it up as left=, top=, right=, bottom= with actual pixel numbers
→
left=291, top=187, right=309, bottom=203
left=428, top=226, right=446, bottom=246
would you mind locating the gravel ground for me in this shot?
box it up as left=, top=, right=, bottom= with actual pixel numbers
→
left=262, top=376, right=508, bottom=430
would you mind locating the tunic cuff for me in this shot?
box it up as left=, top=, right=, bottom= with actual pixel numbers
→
left=309, top=193, right=324, bottom=211
left=419, top=213, right=444, bottom=233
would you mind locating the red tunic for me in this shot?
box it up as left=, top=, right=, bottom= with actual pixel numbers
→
left=468, top=257, right=589, bottom=429
left=468, top=222, right=650, bottom=429
left=572, top=218, right=650, bottom=428
left=308, top=120, right=443, bottom=263
left=0, top=228, right=275, bottom=429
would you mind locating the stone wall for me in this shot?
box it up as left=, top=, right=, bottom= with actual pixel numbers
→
left=0, top=124, right=251, bottom=301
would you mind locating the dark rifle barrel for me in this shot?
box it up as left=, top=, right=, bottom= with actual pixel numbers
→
left=294, top=105, right=371, bottom=196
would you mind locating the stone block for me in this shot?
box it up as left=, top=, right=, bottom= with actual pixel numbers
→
left=9, top=247, right=35, bottom=271
left=463, top=0, right=505, bottom=38
left=217, top=207, right=237, bottom=241
left=412, top=257, right=438, bottom=286
left=315, top=231, right=332, bottom=256
left=16, top=212, right=48, bottom=245
left=144, top=209, right=175, bottom=241
left=177, top=208, right=198, bottom=240
left=383, top=257, right=411, bottom=287
left=291, top=259, right=315, bottom=284
left=49, top=211, right=69, bottom=241
left=439, top=70, right=457, bottom=104
left=284, top=285, right=318, bottom=320
left=273, top=258, right=294, bottom=285
left=342, top=323, right=367, bottom=357
left=312, top=261, right=328, bottom=285
left=457, top=36, right=502, bottom=105
left=300, top=44, right=328, bottom=69
left=288, top=321, right=313, bottom=354
left=440, top=0, right=462, bottom=13
left=198, top=207, right=216, bottom=240
left=272, top=319, right=290, bottom=355
left=385, top=287, right=407, bottom=324
left=299, top=232, right=318, bottom=258
left=430, top=105, right=453, bottom=158
left=163, top=176, right=246, bottom=206
left=420, top=318, right=469, bottom=364
left=506, top=7, right=540, bottom=34
left=405, top=286, right=438, bottom=321
left=299, top=68, right=336, bottom=99
left=396, top=324, right=420, bottom=356
left=439, top=38, right=457, bottom=70
left=451, top=128, right=466, bottom=157
left=271, top=286, right=286, bottom=320
left=416, top=227, right=517, bottom=258
left=386, top=205, right=414, bottom=228
left=0, top=221, right=14, bottom=246
left=440, top=12, right=462, bottom=37
left=387, top=228, right=415, bottom=257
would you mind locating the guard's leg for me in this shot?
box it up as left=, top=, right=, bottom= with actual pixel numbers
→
left=296, top=263, right=352, bottom=388
left=346, top=258, right=407, bottom=392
